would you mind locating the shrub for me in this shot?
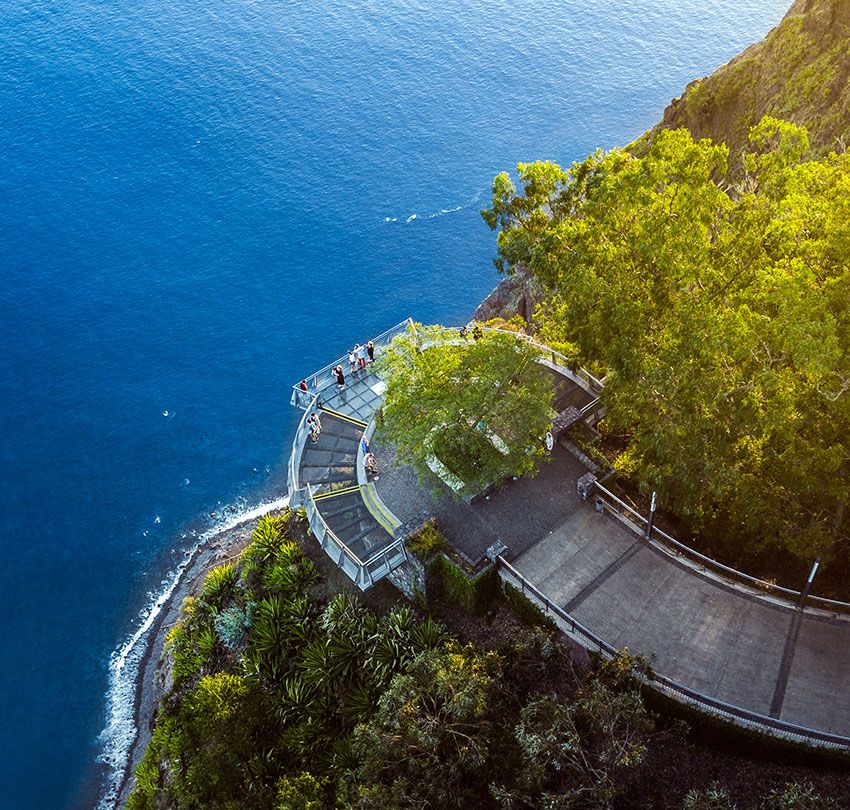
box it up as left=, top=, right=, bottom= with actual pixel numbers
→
left=762, top=782, right=840, bottom=810
left=406, top=521, right=448, bottom=561
left=264, top=542, right=317, bottom=596
left=427, top=554, right=501, bottom=616
left=201, top=563, right=238, bottom=608
left=504, top=583, right=558, bottom=631
left=214, top=604, right=253, bottom=650
left=276, top=771, right=327, bottom=809
left=165, top=623, right=205, bottom=685
left=683, top=783, right=737, bottom=809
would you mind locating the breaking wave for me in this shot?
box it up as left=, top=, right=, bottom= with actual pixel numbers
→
left=94, top=494, right=289, bottom=810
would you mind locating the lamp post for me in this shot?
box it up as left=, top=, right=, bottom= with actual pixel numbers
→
left=645, top=491, right=657, bottom=540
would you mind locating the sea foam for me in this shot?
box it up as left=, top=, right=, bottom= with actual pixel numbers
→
left=95, top=495, right=289, bottom=810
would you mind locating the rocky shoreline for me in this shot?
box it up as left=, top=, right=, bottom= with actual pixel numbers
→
left=111, top=281, right=527, bottom=808
left=112, top=506, right=289, bottom=809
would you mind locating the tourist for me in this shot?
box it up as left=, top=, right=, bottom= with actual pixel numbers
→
left=307, top=414, right=319, bottom=442
left=472, top=323, right=482, bottom=341
left=356, top=342, right=367, bottom=369
left=364, top=451, right=378, bottom=477
left=459, top=324, right=468, bottom=339
left=545, top=430, right=554, bottom=454
left=360, top=435, right=370, bottom=455
left=334, top=364, right=345, bottom=389
left=311, top=411, right=322, bottom=440
left=299, top=378, right=308, bottom=392
left=348, top=348, right=357, bottom=375
left=366, top=340, right=375, bottom=363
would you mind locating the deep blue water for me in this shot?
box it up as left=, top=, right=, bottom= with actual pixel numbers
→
left=0, top=1, right=789, bottom=807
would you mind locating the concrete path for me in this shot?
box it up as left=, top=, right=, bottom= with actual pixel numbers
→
left=514, top=504, right=850, bottom=736
left=292, top=326, right=850, bottom=739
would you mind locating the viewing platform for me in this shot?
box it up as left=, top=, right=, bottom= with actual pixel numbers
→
left=287, top=319, right=850, bottom=751
left=287, top=319, right=603, bottom=586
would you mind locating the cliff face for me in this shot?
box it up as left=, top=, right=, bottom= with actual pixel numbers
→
left=658, top=0, right=850, bottom=158
left=471, top=264, right=543, bottom=325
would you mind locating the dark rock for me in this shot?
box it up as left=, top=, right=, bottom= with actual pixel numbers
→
left=471, top=264, right=544, bottom=325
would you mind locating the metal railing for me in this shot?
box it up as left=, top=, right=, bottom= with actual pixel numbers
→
left=288, top=392, right=320, bottom=505
left=497, top=556, right=850, bottom=750
left=290, top=319, right=414, bottom=409
left=592, top=482, right=850, bottom=615
left=291, top=320, right=605, bottom=410
left=471, top=325, right=605, bottom=395
left=304, top=484, right=408, bottom=590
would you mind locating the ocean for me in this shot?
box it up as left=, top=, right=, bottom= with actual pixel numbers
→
left=0, top=1, right=788, bottom=807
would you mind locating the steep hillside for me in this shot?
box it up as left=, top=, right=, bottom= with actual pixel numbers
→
left=658, top=0, right=850, bottom=158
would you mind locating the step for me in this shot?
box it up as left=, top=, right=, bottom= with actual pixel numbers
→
left=319, top=406, right=368, bottom=428
left=330, top=513, right=377, bottom=536
left=317, top=417, right=365, bottom=439
left=310, top=480, right=358, bottom=498
left=301, top=448, right=357, bottom=466
left=311, top=425, right=362, bottom=443
left=322, top=505, right=372, bottom=526
left=347, top=525, right=395, bottom=561
left=301, top=468, right=356, bottom=486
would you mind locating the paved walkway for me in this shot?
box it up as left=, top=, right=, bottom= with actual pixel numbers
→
left=373, top=439, right=589, bottom=565
left=513, top=505, right=850, bottom=736
left=293, top=330, right=850, bottom=740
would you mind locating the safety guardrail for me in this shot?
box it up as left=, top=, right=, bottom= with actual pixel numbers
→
left=304, top=484, right=408, bottom=590
left=287, top=393, right=320, bottom=505
left=497, top=556, right=850, bottom=750
left=592, top=482, right=850, bottom=615
left=291, top=319, right=414, bottom=409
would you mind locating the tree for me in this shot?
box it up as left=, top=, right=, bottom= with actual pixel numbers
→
left=483, top=118, right=850, bottom=563
left=338, top=643, right=502, bottom=808
left=376, top=323, right=556, bottom=495
left=492, top=653, right=656, bottom=809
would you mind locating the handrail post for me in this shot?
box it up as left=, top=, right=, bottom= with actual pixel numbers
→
left=645, top=491, right=656, bottom=540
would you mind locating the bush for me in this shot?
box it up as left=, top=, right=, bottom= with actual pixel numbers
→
left=214, top=603, right=252, bottom=650
left=201, top=563, right=238, bottom=608
left=406, top=521, right=448, bottom=562
left=504, top=583, right=558, bottom=631
left=427, top=554, right=501, bottom=616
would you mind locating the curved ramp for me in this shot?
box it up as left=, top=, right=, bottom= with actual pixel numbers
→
left=297, top=409, right=404, bottom=589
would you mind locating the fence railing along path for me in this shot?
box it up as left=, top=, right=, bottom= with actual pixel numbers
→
left=288, top=319, right=850, bottom=745
left=592, top=482, right=850, bottom=616
left=497, top=556, right=850, bottom=750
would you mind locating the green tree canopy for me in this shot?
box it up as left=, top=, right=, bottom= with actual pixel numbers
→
left=483, top=118, right=850, bottom=561
left=376, top=324, right=556, bottom=494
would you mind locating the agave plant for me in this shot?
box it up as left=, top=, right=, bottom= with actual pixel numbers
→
left=263, top=552, right=318, bottom=597
left=249, top=595, right=290, bottom=680
left=366, top=635, right=410, bottom=688
left=248, top=514, right=286, bottom=564
left=299, top=639, right=334, bottom=691
left=409, top=618, right=447, bottom=652
left=342, top=680, right=376, bottom=724
left=200, top=563, right=238, bottom=608
left=277, top=674, right=321, bottom=725
left=382, top=606, right=414, bottom=638
left=196, top=625, right=219, bottom=662
left=321, top=592, right=365, bottom=636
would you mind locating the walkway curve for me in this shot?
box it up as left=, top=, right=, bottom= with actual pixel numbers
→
left=289, top=323, right=850, bottom=748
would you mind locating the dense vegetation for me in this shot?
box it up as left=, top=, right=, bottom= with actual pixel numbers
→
left=127, top=511, right=658, bottom=809
left=483, top=118, right=850, bottom=566
left=376, top=324, right=555, bottom=495
left=128, top=513, right=847, bottom=808
left=657, top=0, right=850, bottom=161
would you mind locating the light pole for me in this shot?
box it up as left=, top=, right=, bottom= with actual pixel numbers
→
left=645, top=491, right=657, bottom=540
